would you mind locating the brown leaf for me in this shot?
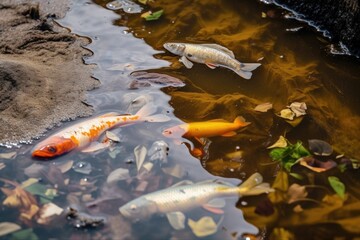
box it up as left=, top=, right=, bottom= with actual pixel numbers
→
left=287, top=184, right=308, bottom=204
left=254, top=102, right=273, bottom=112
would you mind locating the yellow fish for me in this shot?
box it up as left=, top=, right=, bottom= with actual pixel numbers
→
left=162, top=116, right=250, bottom=139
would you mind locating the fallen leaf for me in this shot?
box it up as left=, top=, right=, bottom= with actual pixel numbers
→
left=0, top=163, right=5, bottom=170
left=270, top=228, right=295, bottom=240
left=308, top=139, right=333, bottom=156
left=148, top=140, right=169, bottom=165
left=279, top=109, right=295, bottom=120
left=285, top=116, right=304, bottom=127
left=254, top=102, right=273, bottom=112
left=141, top=9, right=164, bottom=21
left=107, top=168, right=130, bottom=184
left=267, top=136, right=288, bottom=149
left=0, top=152, right=17, bottom=159
left=287, top=184, right=308, bottom=204
left=288, top=102, right=307, bottom=117
left=188, top=216, right=218, bottom=237
left=11, top=228, right=38, bottom=240
left=81, top=142, right=111, bottom=153
left=57, top=160, right=74, bottom=174
left=298, top=156, right=337, bottom=172
left=0, top=222, right=21, bottom=237
left=162, top=164, right=185, bottom=178
left=138, top=0, right=147, bottom=4
left=134, top=145, right=147, bottom=172
left=72, top=162, right=92, bottom=175
left=167, top=212, right=185, bottom=230
left=328, top=176, right=345, bottom=199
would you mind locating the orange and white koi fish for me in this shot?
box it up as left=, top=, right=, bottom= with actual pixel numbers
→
left=162, top=116, right=250, bottom=139
left=32, top=104, right=169, bottom=158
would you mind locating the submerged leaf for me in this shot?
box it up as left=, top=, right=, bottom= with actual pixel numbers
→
left=288, top=102, right=307, bottom=117
left=134, top=145, right=147, bottom=172
left=162, top=164, right=185, bottom=178
left=0, top=222, right=21, bottom=237
left=287, top=184, right=308, bottom=204
left=0, top=152, right=17, bottom=159
left=279, top=109, right=295, bottom=120
left=254, top=102, right=273, bottom=112
left=106, top=131, right=121, bottom=142
left=148, top=141, right=169, bottom=165
left=328, top=176, right=345, bottom=199
left=107, top=168, right=130, bottom=184
left=141, top=9, right=164, bottom=21
left=72, top=162, right=92, bottom=175
left=11, top=228, right=38, bottom=240
left=267, top=136, right=287, bottom=149
left=188, top=216, right=218, bottom=237
left=57, top=160, right=74, bottom=174
left=308, top=139, right=333, bottom=156
left=298, top=156, right=337, bottom=172
left=37, top=203, right=63, bottom=225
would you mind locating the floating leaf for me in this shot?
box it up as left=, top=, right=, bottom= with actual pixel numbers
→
left=37, top=203, right=63, bottom=225
left=288, top=102, right=307, bottom=117
left=285, top=116, right=304, bottom=127
left=134, top=145, right=147, bottom=172
left=0, top=152, right=17, bottom=159
left=57, top=160, right=74, bottom=174
left=107, top=168, right=130, bottom=184
left=81, top=142, right=110, bottom=153
left=188, top=216, right=218, bottom=237
left=328, top=176, right=345, bottom=199
left=254, top=102, right=273, bottom=112
left=0, top=163, right=5, bottom=170
left=279, top=109, right=295, bottom=120
left=308, top=139, right=333, bottom=156
left=267, top=136, right=287, bottom=149
left=287, top=184, right=308, bottom=204
left=0, top=222, right=21, bottom=237
left=11, top=228, right=38, bottom=240
left=298, top=156, right=337, bottom=172
left=162, top=164, right=185, bottom=178
left=166, top=212, right=185, bottom=230
left=141, top=9, right=164, bottom=21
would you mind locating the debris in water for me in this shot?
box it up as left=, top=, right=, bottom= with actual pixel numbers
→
left=106, top=0, right=143, bottom=13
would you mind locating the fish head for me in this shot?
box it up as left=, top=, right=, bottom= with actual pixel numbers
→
left=163, top=42, right=186, bottom=56
left=162, top=124, right=187, bottom=138
left=119, top=197, right=157, bottom=221
left=32, top=136, right=77, bottom=158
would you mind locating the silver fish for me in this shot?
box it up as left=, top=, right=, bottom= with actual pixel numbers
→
left=163, top=42, right=261, bottom=79
left=119, top=173, right=273, bottom=221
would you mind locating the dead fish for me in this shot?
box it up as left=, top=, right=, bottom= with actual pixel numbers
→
left=32, top=103, right=170, bottom=158
left=119, top=173, right=273, bottom=221
left=163, top=43, right=261, bottom=79
left=128, top=71, right=185, bottom=89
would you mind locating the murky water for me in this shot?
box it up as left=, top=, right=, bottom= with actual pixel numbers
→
left=1, top=0, right=360, bottom=239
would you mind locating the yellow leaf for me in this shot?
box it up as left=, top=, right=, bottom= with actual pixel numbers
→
left=20, top=204, right=39, bottom=220
left=267, top=136, right=288, bottom=149
left=279, top=109, right=295, bottom=120
left=188, top=216, right=218, bottom=237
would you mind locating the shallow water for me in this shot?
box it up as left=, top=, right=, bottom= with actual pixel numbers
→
left=1, top=0, right=360, bottom=239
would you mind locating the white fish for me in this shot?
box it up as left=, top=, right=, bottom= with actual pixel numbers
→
left=119, top=173, right=273, bottom=221
left=163, top=42, right=261, bottom=79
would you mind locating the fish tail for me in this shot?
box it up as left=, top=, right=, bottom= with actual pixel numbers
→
left=238, top=173, right=274, bottom=196
left=136, top=103, right=170, bottom=123
left=234, top=62, right=261, bottom=80
left=233, top=116, right=251, bottom=127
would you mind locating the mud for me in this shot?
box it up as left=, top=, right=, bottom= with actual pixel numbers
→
left=0, top=1, right=99, bottom=145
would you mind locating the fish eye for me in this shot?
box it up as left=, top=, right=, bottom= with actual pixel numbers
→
left=187, top=54, right=193, bottom=57
left=47, top=146, right=57, bottom=153
left=166, top=130, right=172, bottom=134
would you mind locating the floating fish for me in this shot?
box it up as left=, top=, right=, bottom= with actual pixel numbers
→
left=163, top=43, right=261, bottom=79
left=119, top=173, right=273, bottom=221
left=163, top=116, right=250, bottom=139
left=32, top=104, right=169, bottom=158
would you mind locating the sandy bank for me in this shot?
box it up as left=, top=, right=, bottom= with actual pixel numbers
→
left=0, top=1, right=99, bottom=146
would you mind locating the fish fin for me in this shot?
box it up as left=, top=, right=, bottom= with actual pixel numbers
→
left=234, top=69, right=253, bottom=79
left=166, top=212, right=186, bottom=230
left=238, top=173, right=274, bottom=196
left=240, top=62, right=261, bottom=72
left=81, top=141, right=110, bottom=153
left=205, top=62, right=217, bottom=69
left=234, top=116, right=251, bottom=127
left=202, top=204, right=224, bottom=214
left=98, top=112, right=121, bottom=118
left=179, top=56, right=193, bottom=69
left=135, top=103, right=157, bottom=118
left=207, top=198, right=226, bottom=208
left=200, top=44, right=235, bottom=58
left=221, top=131, right=237, bottom=137
left=206, top=119, right=228, bottom=123
left=170, top=180, right=194, bottom=188
left=143, top=114, right=171, bottom=122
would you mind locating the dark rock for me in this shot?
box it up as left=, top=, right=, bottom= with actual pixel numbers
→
left=271, top=0, right=360, bottom=56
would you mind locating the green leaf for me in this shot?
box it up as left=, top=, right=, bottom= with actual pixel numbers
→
left=289, top=172, right=304, bottom=180
left=328, top=176, right=345, bottom=199
left=137, top=0, right=147, bottom=4
left=141, top=10, right=164, bottom=21
left=269, top=147, right=289, bottom=161
left=11, top=228, right=38, bottom=240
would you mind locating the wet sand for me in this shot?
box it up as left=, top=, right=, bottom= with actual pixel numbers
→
left=0, top=0, right=99, bottom=146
